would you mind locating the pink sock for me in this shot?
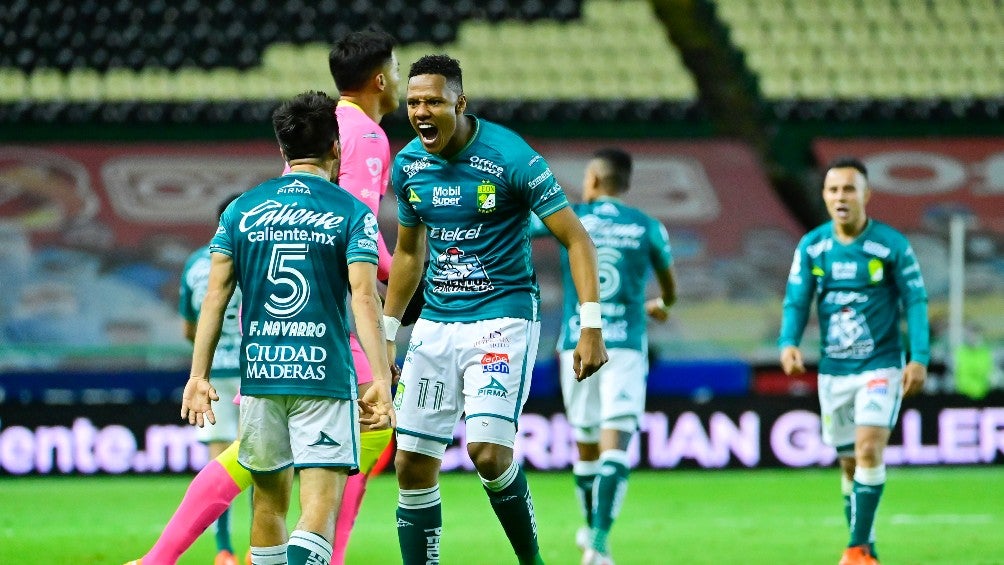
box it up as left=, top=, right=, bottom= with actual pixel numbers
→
left=143, top=460, right=243, bottom=565
left=330, top=473, right=368, bottom=565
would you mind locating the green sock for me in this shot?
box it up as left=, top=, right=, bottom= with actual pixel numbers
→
left=592, top=450, right=630, bottom=554
left=286, top=530, right=331, bottom=565
left=849, top=466, right=886, bottom=549
left=482, top=462, right=544, bottom=565
left=397, top=486, right=442, bottom=565
left=573, top=460, right=600, bottom=526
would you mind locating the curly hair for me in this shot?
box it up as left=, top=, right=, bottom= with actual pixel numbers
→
left=408, top=54, right=463, bottom=94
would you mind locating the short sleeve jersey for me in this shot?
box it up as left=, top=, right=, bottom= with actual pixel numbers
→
left=557, top=197, right=673, bottom=351
left=391, top=116, right=569, bottom=323
left=210, top=172, right=380, bottom=399
left=779, top=219, right=928, bottom=376
left=179, top=245, right=243, bottom=378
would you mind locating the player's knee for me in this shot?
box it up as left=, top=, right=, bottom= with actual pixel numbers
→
left=468, top=442, right=513, bottom=480
left=394, top=447, right=440, bottom=489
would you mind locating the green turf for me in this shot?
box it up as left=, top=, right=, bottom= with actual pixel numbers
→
left=1, top=467, right=1001, bottom=564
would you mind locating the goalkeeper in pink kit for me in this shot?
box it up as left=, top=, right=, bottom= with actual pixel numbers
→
left=126, top=28, right=404, bottom=565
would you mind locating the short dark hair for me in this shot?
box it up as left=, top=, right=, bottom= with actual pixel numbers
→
left=328, top=28, right=396, bottom=92
left=593, top=147, right=633, bottom=192
left=217, top=193, right=241, bottom=219
left=271, top=91, right=339, bottom=162
left=409, top=54, right=463, bottom=94
left=826, top=156, right=867, bottom=179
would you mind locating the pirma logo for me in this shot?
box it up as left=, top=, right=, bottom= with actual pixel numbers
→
left=477, top=377, right=509, bottom=398
left=310, top=431, right=340, bottom=447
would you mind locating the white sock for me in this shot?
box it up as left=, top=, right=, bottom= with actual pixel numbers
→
left=251, top=543, right=288, bottom=565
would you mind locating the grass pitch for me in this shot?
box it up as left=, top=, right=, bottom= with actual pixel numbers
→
left=2, top=467, right=1001, bottom=564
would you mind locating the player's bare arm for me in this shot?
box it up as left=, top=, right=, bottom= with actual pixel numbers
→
left=348, top=260, right=396, bottom=430
left=645, top=265, right=677, bottom=322
left=181, top=252, right=235, bottom=427
left=779, top=345, right=806, bottom=376
left=902, top=360, right=926, bottom=397
left=542, top=207, right=608, bottom=380
left=382, top=223, right=427, bottom=369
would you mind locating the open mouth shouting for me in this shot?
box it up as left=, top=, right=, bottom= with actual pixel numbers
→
left=417, top=122, right=440, bottom=151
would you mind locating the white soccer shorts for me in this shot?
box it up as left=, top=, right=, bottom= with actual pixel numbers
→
left=196, top=376, right=240, bottom=444
left=559, top=347, right=647, bottom=440
left=818, top=366, right=903, bottom=454
left=237, top=394, right=360, bottom=473
left=394, top=317, right=539, bottom=458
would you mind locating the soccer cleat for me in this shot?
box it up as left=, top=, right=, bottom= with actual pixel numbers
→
left=575, top=526, right=591, bottom=551
left=839, top=545, right=879, bottom=565
left=581, top=548, right=614, bottom=565
left=214, top=549, right=239, bottom=565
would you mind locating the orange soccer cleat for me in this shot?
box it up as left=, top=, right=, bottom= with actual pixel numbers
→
left=839, top=545, right=880, bottom=565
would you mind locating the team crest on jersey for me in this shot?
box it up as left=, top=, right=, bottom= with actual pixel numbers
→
left=477, top=182, right=496, bottom=213
left=431, top=246, right=493, bottom=293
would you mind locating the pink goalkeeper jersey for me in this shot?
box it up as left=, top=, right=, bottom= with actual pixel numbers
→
left=282, top=99, right=393, bottom=279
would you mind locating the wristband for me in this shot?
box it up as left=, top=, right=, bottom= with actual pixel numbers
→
left=579, top=301, right=602, bottom=329
left=383, top=315, right=401, bottom=341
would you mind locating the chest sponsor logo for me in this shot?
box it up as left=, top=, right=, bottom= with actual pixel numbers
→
left=832, top=261, right=857, bottom=280
left=469, top=156, right=505, bottom=178
left=403, top=156, right=431, bottom=178
left=430, top=223, right=482, bottom=242
left=432, top=246, right=493, bottom=293
left=432, top=185, right=462, bottom=207
left=477, top=182, right=496, bottom=213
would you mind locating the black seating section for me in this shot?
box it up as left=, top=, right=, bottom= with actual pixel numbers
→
left=0, top=0, right=584, bottom=72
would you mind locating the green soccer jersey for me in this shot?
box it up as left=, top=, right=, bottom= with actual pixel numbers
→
left=392, top=116, right=569, bottom=323
left=210, top=172, right=380, bottom=399
left=179, top=244, right=242, bottom=378
left=555, top=197, right=673, bottom=351
left=779, top=219, right=930, bottom=376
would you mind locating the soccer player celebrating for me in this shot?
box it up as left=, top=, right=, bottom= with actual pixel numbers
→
left=778, top=157, right=929, bottom=565
left=551, top=148, right=677, bottom=565
left=381, top=54, right=608, bottom=565
left=181, top=90, right=394, bottom=565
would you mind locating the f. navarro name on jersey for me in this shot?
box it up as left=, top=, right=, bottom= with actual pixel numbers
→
left=248, top=320, right=328, bottom=337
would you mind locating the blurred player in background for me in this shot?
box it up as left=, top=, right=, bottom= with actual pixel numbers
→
left=126, top=28, right=402, bottom=565
left=181, top=90, right=394, bottom=565
left=381, top=54, right=608, bottom=565
left=778, top=157, right=929, bottom=565
left=177, top=193, right=245, bottom=565
left=551, top=148, right=676, bottom=565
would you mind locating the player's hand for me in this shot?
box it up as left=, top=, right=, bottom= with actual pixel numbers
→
left=573, top=328, right=608, bottom=381
left=645, top=297, right=671, bottom=322
left=902, top=361, right=926, bottom=397
left=181, top=376, right=219, bottom=428
left=780, top=346, right=805, bottom=376
left=358, top=383, right=396, bottom=431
